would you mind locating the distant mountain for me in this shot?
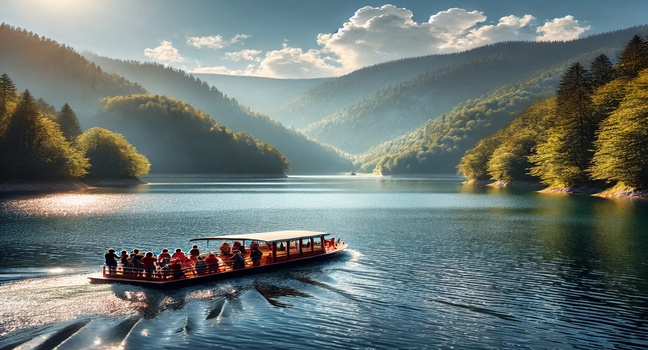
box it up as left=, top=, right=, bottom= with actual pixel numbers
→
left=193, top=73, right=331, bottom=114
left=356, top=51, right=607, bottom=175
left=85, top=55, right=353, bottom=173
left=264, top=26, right=648, bottom=155
left=0, top=23, right=144, bottom=124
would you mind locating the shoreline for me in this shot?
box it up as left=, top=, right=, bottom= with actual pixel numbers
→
left=464, top=179, right=648, bottom=199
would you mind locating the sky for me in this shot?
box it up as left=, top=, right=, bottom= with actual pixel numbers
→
left=2, top=0, right=648, bottom=79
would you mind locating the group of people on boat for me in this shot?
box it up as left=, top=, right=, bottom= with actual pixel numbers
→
left=104, top=241, right=265, bottom=279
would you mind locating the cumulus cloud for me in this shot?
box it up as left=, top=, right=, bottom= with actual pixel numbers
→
left=183, top=5, right=592, bottom=78
left=187, top=35, right=227, bottom=49
left=144, top=40, right=185, bottom=63
left=187, top=34, right=251, bottom=49
left=254, top=44, right=341, bottom=78
left=315, top=5, right=589, bottom=73
left=225, top=49, right=262, bottom=62
left=536, top=15, right=590, bottom=41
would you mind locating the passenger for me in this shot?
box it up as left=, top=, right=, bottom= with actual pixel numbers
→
left=278, top=242, right=285, bottom=251
left=194, top=256, right=207, bottom=275
left=220, top=242, right=231, bottom=257
left=189, top=244, right=200, bottom=261
left=250, top=246, right=263, bottom=266
left=172, top=248, right=188, bottom=262
left=131, top=249, right=143, bottom=270
left=169, top=258, right=184, bottom=279
left=231, top=250, right=245, bottom=269
left=158, top=248, right=171, bottom=263
left=205, top=253, right=220, bottom=273
left=120, top=250, right=132, bottom=275
left=105, top=248, right=118, bottom=274
left=141, top=251, right=157, bottom=278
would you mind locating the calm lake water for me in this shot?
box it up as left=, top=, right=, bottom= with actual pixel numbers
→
left=0, top=175, right=647, bottom=349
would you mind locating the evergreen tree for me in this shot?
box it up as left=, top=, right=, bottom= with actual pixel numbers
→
left=76, top=127, right=150, bottom=178
left=616, top=35, right=648, bottom=79
left=57, top=103, right=82, bottom=141
left=590, top=69, right=648, bottom=189
left=529, top=63, right=596, bottom=187
left=0, top=73, right=17, bottom=118
left=0, top=90, right=88, bottom=180
left=590, top=54, right=615, bottom=88
left=457, top=135, right=503, bottom=181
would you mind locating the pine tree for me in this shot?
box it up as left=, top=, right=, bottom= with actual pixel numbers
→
left=616, top=35, right=648, bottom=79
left=57, top=103, right=82, bottom=141
left=590, top=69, right=648, bottom=189
left=0, top=73, right=17, bottom=118
left=529, top=63, right=596, bottom=187
left=590, top=54, right=615, bottom=88
left=0, top=90, right=88, bottom=180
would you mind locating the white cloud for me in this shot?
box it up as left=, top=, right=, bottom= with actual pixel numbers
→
left=536, top=15, right=591, bottom=41
left=184, top=6, right=591, bottom=78
left=187, top=34, right=251, bottom=49
left=231, top=34, right=251, bottom=43
left=187, top=35, right=227, bottom=49
left=144, top=40, right=185, bottom=63
left=225, top=49, right=262, bottom=62
left=254, top=44, right=341, bottom=79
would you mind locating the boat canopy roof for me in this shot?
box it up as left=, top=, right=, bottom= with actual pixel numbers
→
left=190, top=230, right=330, bottom=243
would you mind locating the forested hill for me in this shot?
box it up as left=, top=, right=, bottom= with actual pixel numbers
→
left=356, top=54, right=599, bottom=174
left=86, top=55, right=353, bottom=174
left=98, top=94, right=289, bottom=175
left=0, top=23, right=144, bottom=122
left=271, top=26, right=648, bottom=132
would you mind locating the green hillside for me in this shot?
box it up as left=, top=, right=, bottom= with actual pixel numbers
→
left=86, top=56, right=353, bottom=174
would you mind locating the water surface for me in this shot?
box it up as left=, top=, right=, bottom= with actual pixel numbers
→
left=1, top=175, right=647, bottom=349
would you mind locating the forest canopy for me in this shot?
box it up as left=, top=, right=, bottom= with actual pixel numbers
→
left=458, top=35, right=648, bottom=191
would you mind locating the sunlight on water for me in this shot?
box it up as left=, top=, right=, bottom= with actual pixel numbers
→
left=0, top=274, right=135, bottom=336
left=4, top=193, right=133, bottom=216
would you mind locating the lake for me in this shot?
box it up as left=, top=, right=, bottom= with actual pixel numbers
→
left=0, top=175, right=647, bottom=349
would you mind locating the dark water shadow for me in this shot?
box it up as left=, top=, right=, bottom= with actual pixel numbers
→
left=254, top=283, right=311, bottom=308
left=431, top=299, right=517, bottom=321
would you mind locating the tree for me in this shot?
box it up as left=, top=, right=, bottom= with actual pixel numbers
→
left=590, top=54, right=615, bottom=88
left=0, top=90, right=88, bottom=180
left=76, top=127, right=150, bottom=178
left=57, top=103, right=82, bottom=141
left=590, top=68, right=648, bottom=189
left=457, top=134, right=503, bottom=181
left=0, top=73, right=17, bottom=118
left=616, top=35, right=648, bottom=79
left=529, top=63, right=596, bottom=187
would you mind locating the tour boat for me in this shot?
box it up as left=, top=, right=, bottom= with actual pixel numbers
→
left=88, top=230, right=347, bottom=289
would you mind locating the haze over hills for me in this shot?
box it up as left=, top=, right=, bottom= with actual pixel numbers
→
left=192, top=74, right=332, bottom=114
left=3, top=21, right=648, bottom=177
left=0, top=24, right=347, bottom=176
left=84, top=55, right=354, bottom=174
left=205, top=26, right=648, bottom=158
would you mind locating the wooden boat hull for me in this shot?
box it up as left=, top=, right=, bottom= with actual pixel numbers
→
left=88, top=245, right=346, bottom=289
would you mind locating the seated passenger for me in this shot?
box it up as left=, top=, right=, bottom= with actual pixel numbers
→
left=250, top=246, right=263, bottom=266
left=140, top=252, right=157, bottom=278
left=169, top=259, right=184, bottom=279
left=205, top=253, right=220, bottom=273
left=231, top=250, right=245, bottom=269
left=158, top=248, right=171, bottom=263
left=194, top=256, right=207, bottom=275
left=172, top=248, right=188, bottom=262
left=220, top=242, right=231, bottom=257
left=189, top=244, right=200, bottom=261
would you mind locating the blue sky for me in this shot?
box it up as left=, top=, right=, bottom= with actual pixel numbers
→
left=2, top=0, right=648, bottom=78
